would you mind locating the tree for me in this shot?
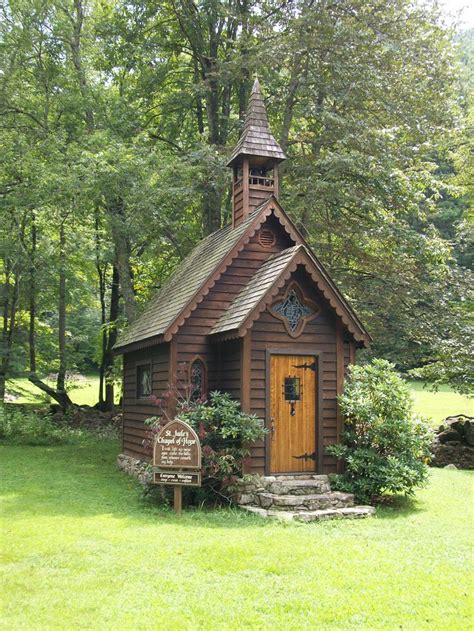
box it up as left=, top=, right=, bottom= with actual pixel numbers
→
left=0, top=0, right=471, bottom=404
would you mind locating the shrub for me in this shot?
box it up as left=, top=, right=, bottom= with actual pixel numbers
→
left=144, top=391, right=266, bottom=505
left=0, top=405, right=68, bottom=445
left=327, top=359, right=432, bottom=504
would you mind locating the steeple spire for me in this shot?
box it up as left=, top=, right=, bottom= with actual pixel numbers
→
left=228, top=80, right=286, bottom=227
left=227, top=79, right=286, bottom=167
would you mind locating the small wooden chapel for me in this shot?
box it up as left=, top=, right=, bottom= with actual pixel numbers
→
left=114, top=80, right=371, bottom=476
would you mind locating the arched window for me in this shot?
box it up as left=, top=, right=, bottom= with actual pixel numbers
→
left=189, top=357, right=207, bottom=402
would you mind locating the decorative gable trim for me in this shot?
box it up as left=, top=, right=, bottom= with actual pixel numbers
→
left=217, top=247, right=371, bottom=346
left=162, top=196, right=300, bottom=341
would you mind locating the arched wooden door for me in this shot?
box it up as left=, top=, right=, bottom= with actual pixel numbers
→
left=269, top=354, right=317, bottom=473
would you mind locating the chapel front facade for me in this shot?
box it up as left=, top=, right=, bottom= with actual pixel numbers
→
left=115, top=80, right=370, bottom=476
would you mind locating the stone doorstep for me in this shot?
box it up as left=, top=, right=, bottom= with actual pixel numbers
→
left=240, top=505, right=375, bottom=522
left=261, top=474, right=330, bottom=482
left=258, top=491, right=355, bottom=510
left=237, top=474, right=330, bottom=494
left=267, top=479, right=331, bottom=495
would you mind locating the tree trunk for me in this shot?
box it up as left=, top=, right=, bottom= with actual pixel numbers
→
left=107, top=197, right=137, bottom=322
left=94, top=209, right=106, bottom=404
left=0, top=262, right=18, bottom=402
left=57, top=218, right=68, bottom=397
left=104, top=264, right=120, bottom=409
left=27, top=214, right=73, bottom=409
left=29, top=213, right=37, bottom=374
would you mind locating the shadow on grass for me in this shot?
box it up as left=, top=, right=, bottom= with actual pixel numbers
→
left=0, top=440, right=274, bottom=530
left=7, top=440, right=468, bottom=529
left=373, top=494, right=425, bottom=520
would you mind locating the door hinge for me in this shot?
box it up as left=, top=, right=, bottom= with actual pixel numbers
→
left=293, top=451, right=317, bottom=462
left=292, top=361, right=316, bottom=372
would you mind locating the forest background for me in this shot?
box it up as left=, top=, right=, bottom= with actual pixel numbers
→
left=1, top=0, right=472, bottom=410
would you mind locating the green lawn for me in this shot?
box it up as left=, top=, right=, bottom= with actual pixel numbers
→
left=6, top=375, right=119, bottom=407
left=7, top=376, right=473, bottom=427
left=409, top=380, right=473, bottom=426
left=1, top=436, right=473, bottom=629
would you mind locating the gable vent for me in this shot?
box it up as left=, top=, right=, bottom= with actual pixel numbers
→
left=258, top=229, right=276, bottom=248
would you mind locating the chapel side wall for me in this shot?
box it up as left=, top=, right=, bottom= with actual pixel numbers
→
left=247, top=269, right=341, bottom=475
left=122, top=343, right=169, bottom=460
left=174, top=217, right=293, bottom=395
left=218, top=338, right=242, bottom=400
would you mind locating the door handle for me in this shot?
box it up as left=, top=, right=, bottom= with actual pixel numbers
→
left=271, top=417, right=275, bottom=439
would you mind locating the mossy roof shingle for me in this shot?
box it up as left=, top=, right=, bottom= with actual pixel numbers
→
left=210, top=245, right=302, bottom=335
left=114, top=208, right=261, bottom=351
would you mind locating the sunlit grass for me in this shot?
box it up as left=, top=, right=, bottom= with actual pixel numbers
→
left=1, top=436, right=472, bottom=629
left=409, top=380, right=473, bottom=426
left=7, top=376, right=472, bottom=428
left=6, top=375, right=119, bottom=406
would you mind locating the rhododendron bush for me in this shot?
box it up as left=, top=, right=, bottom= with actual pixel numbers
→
left=142, top=371, right=265, bottom=504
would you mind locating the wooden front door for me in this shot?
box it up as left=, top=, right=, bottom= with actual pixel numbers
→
left=270, top=354, right=317, bottom=473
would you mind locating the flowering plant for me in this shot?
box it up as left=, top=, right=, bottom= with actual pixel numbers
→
left=142, top=363, right=265, bottom=504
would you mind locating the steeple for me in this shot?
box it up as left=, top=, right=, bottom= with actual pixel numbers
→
left=228, top=79, right=286, bottom=227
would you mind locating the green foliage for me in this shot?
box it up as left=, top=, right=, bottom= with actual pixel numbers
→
left=150, top=392, right=266, bottom=505
left=1, top=0, right=472, bottom=402
left=182, top=391, right=266, bottom=504
left=328, top=360, right=433, bottom=503
left=0, top=405, right=66, bottom=445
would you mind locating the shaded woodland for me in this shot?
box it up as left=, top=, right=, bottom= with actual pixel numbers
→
left=1, top=0, right=473, bottom=408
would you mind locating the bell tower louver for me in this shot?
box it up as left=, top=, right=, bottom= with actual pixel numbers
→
left=227, top=79, right=286, bottom=227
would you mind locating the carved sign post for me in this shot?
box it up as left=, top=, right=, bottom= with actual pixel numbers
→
left=153, top=419, right=201, bottom=514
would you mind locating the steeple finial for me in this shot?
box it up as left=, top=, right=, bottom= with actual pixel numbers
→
left=227, top=80, right=286, bottom=167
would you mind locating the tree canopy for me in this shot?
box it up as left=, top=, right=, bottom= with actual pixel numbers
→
left=1, top=0, right=472, bottom=405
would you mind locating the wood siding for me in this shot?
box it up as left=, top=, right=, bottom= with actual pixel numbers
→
left=219, top=338, right=241, bottom=400
left=246, top=267, right=343, bottom=476
left=233, top=187, right=244, bottom=227
left=248, top=184, right=275, bottom=214
left=174, top=215, right=293, bottom=396
left=122, top=344, right=169, bottom=460
left=120, top=216, right=357, bottom=477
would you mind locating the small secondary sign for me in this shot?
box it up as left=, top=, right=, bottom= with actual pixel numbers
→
left=154, top=471, right=201, bottom=486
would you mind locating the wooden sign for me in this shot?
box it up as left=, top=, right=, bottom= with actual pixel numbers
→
left=153, top=419, right=201, bottom=471
left=152, top=419, right=202, bottom=513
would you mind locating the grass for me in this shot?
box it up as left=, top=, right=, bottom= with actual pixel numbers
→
left=409, top=380, right=473, bottom=426
left=6, top=375, right=119, bottom=407
left=1, top=435, right=473, bottom=630
left=7, top=376, right=473, bottom=426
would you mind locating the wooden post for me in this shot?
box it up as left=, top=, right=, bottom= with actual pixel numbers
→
left=273, top=164, right=279, bottom=199
left=173, top=486, right=182, bottom=515
left=242, top=159, right=250, bottom=220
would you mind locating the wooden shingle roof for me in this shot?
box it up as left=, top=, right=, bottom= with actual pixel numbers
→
left=211, top=242, right=372, bottom=345
left=115, top=195, right=371, bottom=352
left=226, top=79, right=286, bottom=166
left=210, top=246, right=302, bottom=335
left=114, top=208, right=262, bottom=352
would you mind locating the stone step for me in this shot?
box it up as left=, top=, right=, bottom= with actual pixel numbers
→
left=294, top=507, right=376, bottom=522
left=263, top=474, right=330, bottom=482
left=240, top=505, right=375, bottom=522
left=266, top=478, right=331, bottom=495
left=258, top=491, right=355, bottom=511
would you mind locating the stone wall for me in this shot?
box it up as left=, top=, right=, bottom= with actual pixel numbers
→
left=430, top=415, right=474, bottom=470
left=117, top=453, right=152, bottom=485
